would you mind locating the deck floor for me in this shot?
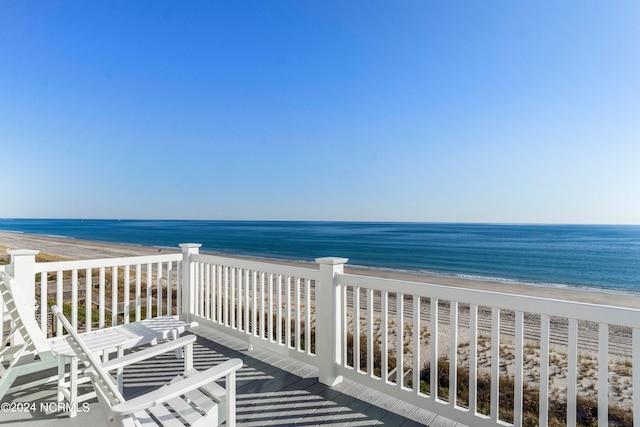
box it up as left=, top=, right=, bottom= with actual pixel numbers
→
left=1, top=326, right=464, bottom=426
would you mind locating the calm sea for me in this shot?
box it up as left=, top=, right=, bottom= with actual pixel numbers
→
left=1, top=219, right=639, bottom=295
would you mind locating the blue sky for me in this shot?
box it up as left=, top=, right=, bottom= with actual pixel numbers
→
left=2, top=1, right=639, bottom=223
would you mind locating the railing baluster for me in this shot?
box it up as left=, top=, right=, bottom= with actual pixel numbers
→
left=159, top=262, right=164, bottom=316
left=156, top=262, right=164, bottom=317
left=56, top=271, right=63, bottom=336
left=295, top=277, right=300, bottom=348
left=469, top=303, right=478, bottom=413
left=123, top=266, right=130, bottom=324
left=305, top=278, right=311, bottom=355
left=252, top=270, right=258, bottom=337
left=490, top=307, right=500, bottom=422
left=514, top=310, right=524, bottom=425
left=85, top=268, right=92, bottom=331
left=367, top=288, right=374, bottom=378
left=567, top=318, right=578, bottom=427
left=219, top=265, right=224, bottom=324
left=598, top=323, right=609, bottom=426
left=218, top=264, right=224, bottom=325
left=224, top=266, right=229, bottom=326
left=236, top=268, right=241, bottom=328
left=268, top=273, right=274, bottom=341
left=213, top=264, right=218, bottom=322
left=245, top=269, right=250, bottom=334
left=217, top=265, right=223, bottom=324
left=231, top=267, right=236, bottom=329
left=199, top=262, right=204, bottom=317
left=382, top=290, right=389, bottom=383
left=146, top=263, right=152, bottom=319
left=99, top=267, right=105, bottom=328
left=430, top=298, right=438, bottom=399
left=135, top=265, right=141, bottom=321
left=71, top=269, right=78, bottom=330
left=277, top=274, right=282, bottom=343
left=176, top=261, right=182, bottom=317
left=634, top=328, right=640, bottom=427
left=214, top=265, right=219, bottom=323
left=205, top=262, right=211, bottom=319
left=285, top=276, right=291, bottom=346
left=40, top=272, right=47, bottom=334
left=238, top=269, right=244, bottom=331
left=397, top=292, right=404, bottom=387
left=111, top=266, right=118, bottom=326
left=354, top=286, right=361, bottom=372
left=449, top=300, right=458, bottom=405
left=237, top=268, right=242, bottom=331
left=225, top=266, right=230, bottom=324
left=167, top=262, right=173, bottom=315
left=159, top=262, right=163, bottom=316
left=413, top=295, right=420, bottom=395
left=540, top=314, right=550, bottom=426
left=195, top=262, right=201, bottom=317
left=343, top=284, right=348, bottom=367
left=260, top=272, right=265, bottom=338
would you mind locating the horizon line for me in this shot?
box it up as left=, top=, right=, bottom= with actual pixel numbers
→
left=1, top=217, right=639, bottom=227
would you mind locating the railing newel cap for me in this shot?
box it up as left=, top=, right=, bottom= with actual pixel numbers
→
left=7, top=249, right=40, bottom=256
left=315, top=257, right=349, bottom=265
left=179, top=243, right=202, bottom=249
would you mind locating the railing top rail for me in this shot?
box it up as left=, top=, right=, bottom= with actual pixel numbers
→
left=34, top=253, right=182, bottom=273
left=191, top=253, right=320, bottom=279
left=339, top=272, right=640, bottom=328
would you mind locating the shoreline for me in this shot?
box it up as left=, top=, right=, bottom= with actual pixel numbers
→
left=2, top=230, right=640, bottom=309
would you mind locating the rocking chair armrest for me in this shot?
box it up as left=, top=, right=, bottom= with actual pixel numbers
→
left=97, top=335, right=197, bottom=373
left=109, top=358, right=243, bottom=416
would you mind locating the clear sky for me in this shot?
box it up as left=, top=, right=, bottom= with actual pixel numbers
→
left=2, top=1, right=639, bottom=224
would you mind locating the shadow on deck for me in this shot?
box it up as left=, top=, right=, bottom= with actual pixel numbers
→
left=1, top=326, right=463, bottom=426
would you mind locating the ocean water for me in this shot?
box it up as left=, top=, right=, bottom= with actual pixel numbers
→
left=1, top=219, right=639, bottom=294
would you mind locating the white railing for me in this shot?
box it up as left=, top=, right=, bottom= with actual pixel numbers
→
left=188, top=253, right=320, bottom=365
left=3, top=245, right=639, bottom=426
left=7, top=250, right=182, bottom=337
left=337, top=273, right=640, bottom=427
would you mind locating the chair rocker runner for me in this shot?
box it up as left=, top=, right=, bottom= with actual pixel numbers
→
left=52, top=305, right=242, bottom=427
left=0, top=271, right=195, bottom=416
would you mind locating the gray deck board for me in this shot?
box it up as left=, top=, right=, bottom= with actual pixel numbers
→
left=1, top=325, right=457, bottom=426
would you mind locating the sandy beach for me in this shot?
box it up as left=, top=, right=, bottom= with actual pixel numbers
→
left=1, top=230, right=637, bottom=413
left=2, top=230, right=639, bottom=309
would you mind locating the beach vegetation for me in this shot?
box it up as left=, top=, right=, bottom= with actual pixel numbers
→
left=48, top=299, right=99, bottom=333
left=611, top=359, right=633, bottom=377
left=343, top=324, right=633, bottom=427
left=0, top=248, right=71, bottom=265
left=345, top=331, right=397, bottom=377
left=46, top=299, right=164, bottom=335
left=415, top=357, right=633, bottom=427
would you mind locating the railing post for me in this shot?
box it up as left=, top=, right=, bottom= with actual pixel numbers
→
left=7, top=250, right=39, bottom=345
left=315, top=256, right=348, bottom=386
left=7, top=249, right=39, bottom=310
left=179, top=243, right=201, bottom=322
